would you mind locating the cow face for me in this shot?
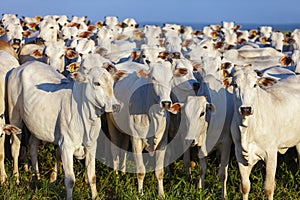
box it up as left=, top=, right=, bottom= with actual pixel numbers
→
left=139, top=61, right=173, bottom=109
left=231, top=66, right=258, bottom=117
left=184, top=96, right=215, bottom=146
left=4, top=23, right=24, bottom=51
left=72, top=66, right=120, bottom=114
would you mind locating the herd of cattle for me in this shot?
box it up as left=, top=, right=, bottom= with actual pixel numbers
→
left=0, top=13, right=300, bottom=199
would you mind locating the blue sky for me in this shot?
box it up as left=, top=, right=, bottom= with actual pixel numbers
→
left=1, top=0, right=300, bottom=25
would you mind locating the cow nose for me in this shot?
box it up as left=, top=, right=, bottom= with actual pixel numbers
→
left=161, top=101, right=172, bottom=109
left=240, top=106, right=253, bottom=116
left=112, top=104, right=121, bottom=113
left=193, top=82, right=200, bottom=92
left=13, top=38, right=21, bottom=44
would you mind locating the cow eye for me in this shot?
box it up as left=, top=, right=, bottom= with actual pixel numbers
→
left=94, top=82, right=101, bottom=86
left=254, top=83, right=257, bottom=88
left=203, top=46, right=207, bottom=49
left=200, top=112, right=205, bottom=117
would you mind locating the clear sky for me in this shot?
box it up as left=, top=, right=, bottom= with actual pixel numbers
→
left=1, top=0, right=300, bottom=25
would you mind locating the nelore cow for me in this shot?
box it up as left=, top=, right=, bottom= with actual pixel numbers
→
left=7, top=60, right=120, bottom=199
left=227, top=65, right=300, bottom=200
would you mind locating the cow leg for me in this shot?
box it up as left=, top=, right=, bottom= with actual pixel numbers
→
left=264, top=151, right=277, bottom=200
left=60, top=146, right=75, bottom=200
left=10, top=133, right=21, bottom=185
left=238, top=162, right=253, bottom=200
left=295, top=143, right=300, bottom=169
left=198, top=156, right=207, bottom=190
left=183, top=149, right=191, bottom=178
left=119, top=133, right=129, bottom=174
left=107, top=115, right=129, bottom=174
left=29, top=135, right=41, bottom=181
left=155, top=149, right=166, bottom=198
left=50, top=148, right=61, bottom=183
left=218, top=142, right=232, bottom=200
left=132, top=137, right=145, bottom=195
left=0, top=133, right=6, bottom=184
left=85, top=150, right=98, bottom=200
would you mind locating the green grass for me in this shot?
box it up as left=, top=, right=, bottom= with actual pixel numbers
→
left=0, top=144, right=300, bottom=200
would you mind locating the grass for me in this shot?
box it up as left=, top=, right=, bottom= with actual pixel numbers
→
left=0, top=144, right=299, bottom=200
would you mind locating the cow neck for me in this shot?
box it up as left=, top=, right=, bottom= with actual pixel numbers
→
left=72, top=81, right=99, bottom=122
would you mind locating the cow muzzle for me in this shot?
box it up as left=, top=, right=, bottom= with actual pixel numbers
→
left=239, top=106, right=253, bottom=116
left=161, top=101, right=172, bottom=109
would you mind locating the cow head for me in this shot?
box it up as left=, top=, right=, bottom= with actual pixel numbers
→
left=71, top=66, right=120, bottom=114
left=229, top=65, right=277, bottom=119
left=184, top=96, right=215, bottom=147
left=138, top=61, right=173, bottom=109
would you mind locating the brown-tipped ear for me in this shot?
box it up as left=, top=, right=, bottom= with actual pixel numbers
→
left=115, top=34, right=128, bottom=40
left=158, top=51, right=171, bottom=60
left=65, top=48, right=78, bottom=60
left=112, top=70, right=128, bottom=82
left=168, top=103, right=182, bottom=114
left=221, top=62, right=232, bottom=70
left=0, top=27, right=5, bottom=37
left=103, top=63, right=117, bottom=75
left=78, top=31, right=93, bottom=38
left=258, top=77, right=277, bottom=88
left=181, top=39, right=192, bottom=47
left=223, top=77, right=232, bottom=88
left=174, top=68, right=188, bottom=77
left=138, top=69, right=149, bottom=78
left=3, top=124, right=22, bottom=135
left=192, top=61, right=202, bottom=71
left=131, top=50, right=141, bottom=60
left=280, top=55, right=292, bottom=66
left=31, top=49, right=44, bottom=59
left=66, top=62, right=80, bottom=73
left=71, top=71, right=86, bottom=82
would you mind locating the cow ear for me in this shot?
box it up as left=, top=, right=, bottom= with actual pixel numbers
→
left=71, top=71, right=86, bottom=82
left=280, top=55, right=292, bottom=66
left=103, top=63, right=117, bottom=75
left=206, top=103, right=215, bottom=113
left=3, top=124, right=22, bottom=135
left=168, top=103, right=182, bottom=114
left=174, top=68, right=188, bottom=77
left=223, top=77, right=232, bottom=88
left=112, top=70, right=128, bottom=82
left=258, top=77, right=277, bottom=88
left=131, top=50, right=141, bottom=60
left=31, top=49, right=44, bottom=59
left=65, top=48, right=78, bottom=60
left=138, top=69, right=149, bottom=78
left=66, top=62, right=80, bottom=73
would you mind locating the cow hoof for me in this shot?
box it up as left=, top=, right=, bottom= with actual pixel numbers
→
left=50, top=171, right=57, bottom=183
left=0, top=175, right=7, bottom=184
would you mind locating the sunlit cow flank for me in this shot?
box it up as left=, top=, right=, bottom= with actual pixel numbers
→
left=7, top=60, right=120, bottom=199
left=229, top=65, right=300, bottom=200
left=0, top=40, right=20, bottom=184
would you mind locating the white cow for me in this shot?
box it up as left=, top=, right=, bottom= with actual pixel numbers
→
left=7, top=60, right=120, bottom=199
left=229, top=65, right=300, bottom=199
left=107, top=60, right=181, bottom=197
left=0, top=40, right=20, bottom=184
left=184, top=74, right=233, bottom=199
